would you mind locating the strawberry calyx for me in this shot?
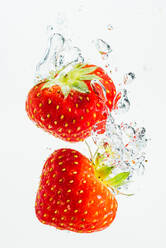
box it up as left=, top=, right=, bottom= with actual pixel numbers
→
left=41, top=63, right=102, bottom=97
left=86, top=141, right=131, bottom=195
left=94, top=153, right=130, bottom=190
left=104, top=172, right=130, bottom=188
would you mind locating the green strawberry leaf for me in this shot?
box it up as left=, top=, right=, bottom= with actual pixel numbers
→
left=95, top=166, right=114, bottom=180
left=73, top=63, right=87, bottom=69
left=105, top=172, right=130, bottom=188
left=79, top=66, right=97, bottom=75
left=41, top=79, right=62, bottom=89
left=72, top=80, right=90, bottom=93
left=79, top=74, right=101, bottom=81
left=41, top=81, right=56, bottom=89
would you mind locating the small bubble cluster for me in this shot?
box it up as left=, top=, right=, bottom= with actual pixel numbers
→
left=92, top=113, right=149, bottom=193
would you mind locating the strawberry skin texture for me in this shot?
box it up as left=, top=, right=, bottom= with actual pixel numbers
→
left=26, top=65, right=116, bottom=142
left=35, top=149, right=118, bottom=233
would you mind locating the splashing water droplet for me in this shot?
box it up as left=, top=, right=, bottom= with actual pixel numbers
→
left=47, top=25, right=55, bottom=36
left=35, top=31, right=65, bottom=81
left=122, top=123, right=135, bottom=138
left=35, top=27, right=84, bottom=82
left=107, top=24, right=113, bottom=31
left=56, top=46, right=84, bottom=68
left=114, top=89, right=130, bottom=114
left=90, top=78, right=148, bottom=194
left=92, top=113, right=149, bottom=193
left=95, top=39, right=112, bottom=59
left=124, top=72, right=136, bottom=85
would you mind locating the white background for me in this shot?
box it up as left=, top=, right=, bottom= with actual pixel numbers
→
left=0, top=0, right=166, bottom=247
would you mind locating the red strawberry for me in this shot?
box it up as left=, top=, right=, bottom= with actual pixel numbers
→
left=35, top=148, right=118, bottom=233
left=26, top=64, right=116, bottom=142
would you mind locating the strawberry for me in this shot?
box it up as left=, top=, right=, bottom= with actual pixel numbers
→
left=35, top=148, right=118, bottom=233
left=26, top=64, right=116, bottom=142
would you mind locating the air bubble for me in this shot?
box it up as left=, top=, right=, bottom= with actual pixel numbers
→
left=114, top=89, right=130, bottom=114
left=95, top=39, right=112, bottom=59
left=47, top=25, right=55, bottom=36
left=124, top=72, right=135, bottom=85
left=107, top=24, right=113, bottom=31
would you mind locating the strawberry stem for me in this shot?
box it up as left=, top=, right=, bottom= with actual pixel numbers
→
left=85, top=140, right=94, bottom=163
left=115, top=188, right=134, bottom=197
left=107, top=185, right=134, bottom=196
left=93, top=146, right=100, bottom=160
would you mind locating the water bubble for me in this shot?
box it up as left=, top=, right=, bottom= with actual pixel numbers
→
left=53, top=34, right=65, bottom=51
left=137, top=127, right=146, bottom=139
left=35, top=27, right=84, bottom=82
left=56, top=46, right=84, bottom=68
left=114, top=89, right=130, bottom=113
left=123, top=124, right=135, bottom=138
left=35, top=31, right=65, bottom=81
left=107, top=24, right=113, bottom=31
left=47, top=25, right=55, bottom=36
left=124, top=72, right=135, bottom=85
left=95, top=39, right=112, bottom=59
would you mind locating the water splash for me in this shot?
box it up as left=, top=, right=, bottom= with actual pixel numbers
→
left=35, top=27, right=65, bottom=81
left=89, top=51, right=148, bottom=194
left=35, top=26, right=84, bottom=82
left=114, top=89, right=130, bottom=114
left=92, top=113, right=148, bottom=193
left=35, top=27, right=149, bottom=194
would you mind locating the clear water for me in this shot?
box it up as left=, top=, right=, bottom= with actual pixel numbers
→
left=35, top=26, right=84, bottom=81
left=35, top=25, right=149, bottom=195
left=95, top=39, right=112, bottom=60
